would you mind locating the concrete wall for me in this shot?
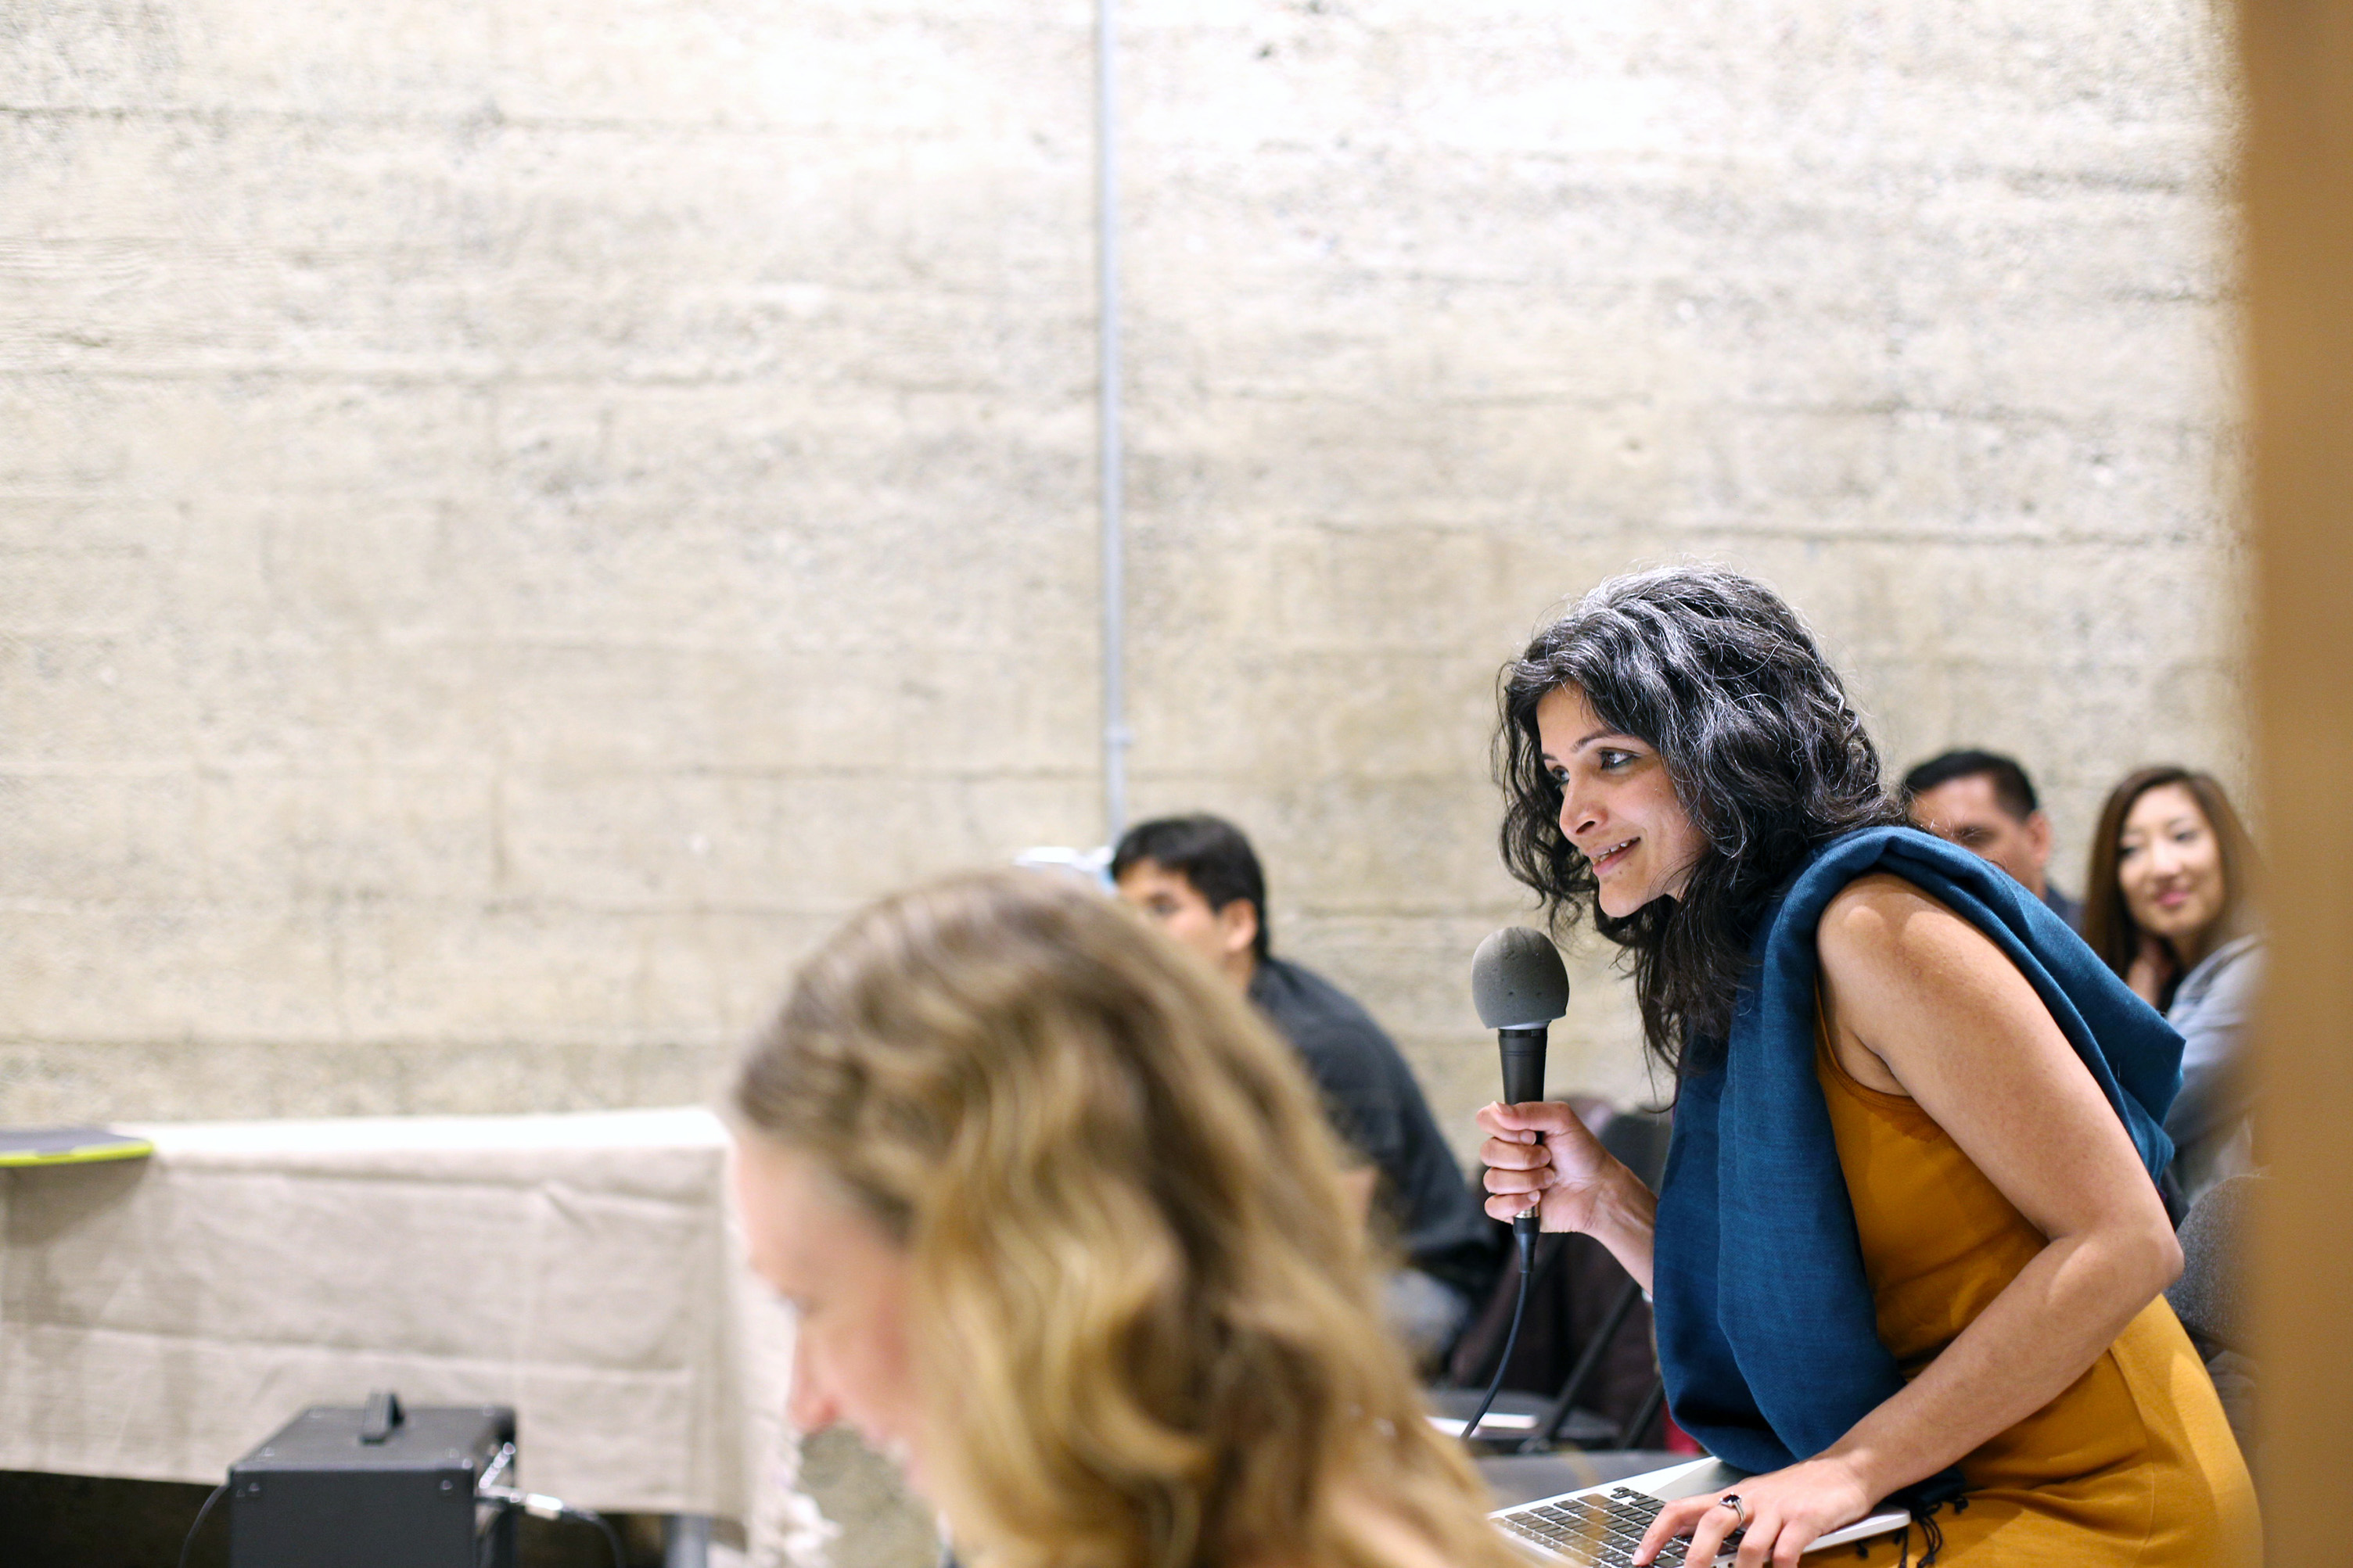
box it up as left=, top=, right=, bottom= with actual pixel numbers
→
left=3, top=1, right=2243, bottom=1147
left=1114, top=0, right=2248, bottom=1122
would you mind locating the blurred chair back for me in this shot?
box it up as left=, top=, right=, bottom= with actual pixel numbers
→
left=1597, top=1108, right=1671, bottom=1193
left=2168, top=1172, right=2258, bottom=1356
left=2164, top=1171, right=2258, bottom=1456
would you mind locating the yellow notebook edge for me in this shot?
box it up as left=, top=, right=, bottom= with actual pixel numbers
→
left=0, top=1137, right=156, bottom=1168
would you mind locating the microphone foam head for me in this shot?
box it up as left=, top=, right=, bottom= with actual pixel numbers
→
left=1471, top=927, right=1571, bottom=1029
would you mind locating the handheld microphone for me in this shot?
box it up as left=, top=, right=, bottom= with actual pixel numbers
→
left=1472, top=924, right=1571, bottom=1114
left=1457, top=927, right=1570, bottom=1443
left=1475, top=926, right=1571, bottom=1188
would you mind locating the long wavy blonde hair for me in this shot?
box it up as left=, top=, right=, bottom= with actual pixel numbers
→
left=732, top=870, right=1519, bottom=1568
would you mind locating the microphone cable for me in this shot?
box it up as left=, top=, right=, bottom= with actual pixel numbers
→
left=1458, top=1217, right=1540, bottom=1441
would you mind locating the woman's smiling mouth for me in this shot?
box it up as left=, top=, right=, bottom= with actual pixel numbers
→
left=1589, top=837, right=1639, bottom=874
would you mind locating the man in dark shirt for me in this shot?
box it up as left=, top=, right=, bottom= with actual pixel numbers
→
left=1111, top=815, right=1498, bottom=1354
left=1902, top=749, right=2084, bottom=930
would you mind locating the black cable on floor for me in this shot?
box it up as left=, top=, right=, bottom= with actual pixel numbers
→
left=583, top=1508, right=628, bottom=1568
left=483, top=1485, right=629, bottom=1568
left=178, top=1481, right=228, bottom=1568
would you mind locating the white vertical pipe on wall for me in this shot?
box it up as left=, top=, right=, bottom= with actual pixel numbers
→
left=1097, top=0, right=1131, bottom=842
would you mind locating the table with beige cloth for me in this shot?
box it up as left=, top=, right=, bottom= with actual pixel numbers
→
left=0, top=1107, right=827, bottom=1566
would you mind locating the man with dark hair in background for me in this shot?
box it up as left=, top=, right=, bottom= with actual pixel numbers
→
left=1902, top=749, right=2083, bottom=930
left=1111, top=813, right=1497, bottom=1356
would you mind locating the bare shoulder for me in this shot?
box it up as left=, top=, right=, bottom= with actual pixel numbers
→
left=1816, top=871, right=2064, bottom=1107
left=1816, top=872, right=2023, bottom=1048
left=1816, top=873, right=1979, bottom=970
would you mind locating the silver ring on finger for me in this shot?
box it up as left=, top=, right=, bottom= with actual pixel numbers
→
left=1715, top=1493, right=1748, bottom=1530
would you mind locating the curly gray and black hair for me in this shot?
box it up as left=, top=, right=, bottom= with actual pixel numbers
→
left=1495, top=567, right=1902, bottom=1076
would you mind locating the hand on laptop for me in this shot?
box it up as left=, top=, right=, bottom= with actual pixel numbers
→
left=1632, top=1455, right=1875, bottom=1567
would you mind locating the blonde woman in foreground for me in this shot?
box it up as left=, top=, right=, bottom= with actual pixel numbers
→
left=729, top=870, right=1522, bottom=1568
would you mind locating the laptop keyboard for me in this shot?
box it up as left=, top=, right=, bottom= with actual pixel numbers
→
left=1494, top=1485, right=1730, bottom=1566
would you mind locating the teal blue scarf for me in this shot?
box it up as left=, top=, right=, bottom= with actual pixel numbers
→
left=1651, top=827, right=2182, bottom=1502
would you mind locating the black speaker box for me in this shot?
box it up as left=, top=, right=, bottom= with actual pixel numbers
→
left=228, top=1398, right=517, bottom=1568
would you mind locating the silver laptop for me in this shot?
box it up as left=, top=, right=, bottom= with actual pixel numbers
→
left=1491, top=1457, right=1911, bottom=1566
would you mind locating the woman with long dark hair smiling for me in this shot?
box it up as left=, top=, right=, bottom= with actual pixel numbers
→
left=2082, top=766, right=2263, bottom=1206
left=1481, top=569, right=2256, bottom=1566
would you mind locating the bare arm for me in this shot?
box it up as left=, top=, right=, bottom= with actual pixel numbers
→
left=1644, top=874, right=2181, bottom=1567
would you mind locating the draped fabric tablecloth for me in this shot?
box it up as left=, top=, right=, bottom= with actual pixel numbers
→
left=0, top=1107, right=817, bottom=1555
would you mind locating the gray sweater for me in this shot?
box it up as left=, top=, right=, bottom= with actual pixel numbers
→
left=2164, top=931, right=2262, bottom=1204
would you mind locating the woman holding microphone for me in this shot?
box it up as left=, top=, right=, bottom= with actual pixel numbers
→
left=1479, top=567, right=2255, bottom=1566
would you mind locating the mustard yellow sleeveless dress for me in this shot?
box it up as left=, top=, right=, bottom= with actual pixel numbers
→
left=1812, top=1018, right=2261, bottom=1563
